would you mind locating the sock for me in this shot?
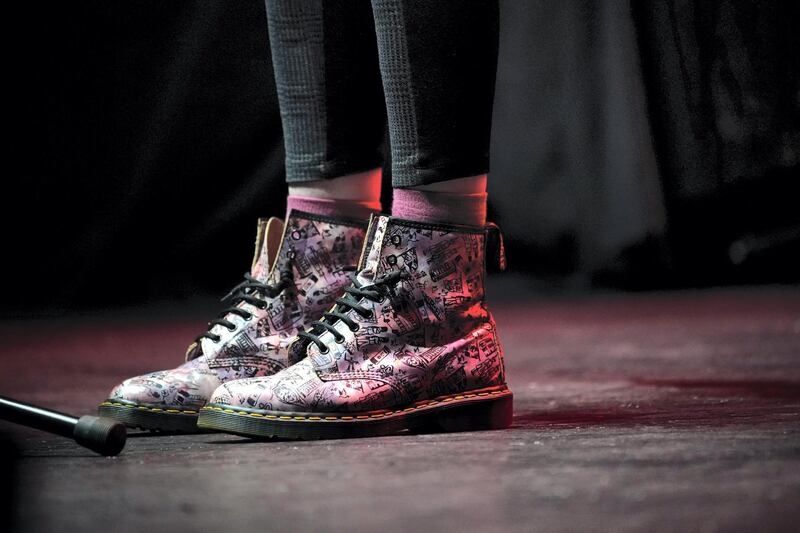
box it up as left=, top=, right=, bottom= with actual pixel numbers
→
left=392, top=175, right=488, bottom=226
left=286, top=196, right=381, bottom=221
left=286, top=168, right=382, bottom=220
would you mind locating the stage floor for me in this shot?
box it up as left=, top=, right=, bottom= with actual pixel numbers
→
left=2, top=281, right=799, bottom=532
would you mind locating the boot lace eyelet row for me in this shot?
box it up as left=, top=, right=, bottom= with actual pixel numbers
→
left=298, top=269, right=409, bottom=353
left=196, top=270, right=294, bottom=344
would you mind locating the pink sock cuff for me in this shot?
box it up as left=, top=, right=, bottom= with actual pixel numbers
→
left=391, top=188, right=488, bottom=227
left=286, top=195, right=381, bottom=221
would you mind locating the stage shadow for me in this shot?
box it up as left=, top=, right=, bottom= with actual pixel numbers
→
left=204, top=436, right=285, bottom=445
left=120, top=378, right=800, bottom=441
left=512, top=377, right=800, bottom=430
left=124, top=428, right=217, bottom=438
left=629, top=378, right=800, bottom=399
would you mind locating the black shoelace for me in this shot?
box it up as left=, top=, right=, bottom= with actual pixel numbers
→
left=196, top=270, right=293, bottom=343
left=298, top=269, right=409, bottom=354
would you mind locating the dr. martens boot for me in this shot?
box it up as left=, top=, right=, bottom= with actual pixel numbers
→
left=199, top=214, right=512, bottom=439
left=98, top=210, right=368, bottom=432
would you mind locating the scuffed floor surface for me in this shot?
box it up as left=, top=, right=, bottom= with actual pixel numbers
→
left=1, top=282, right=799, bottom=533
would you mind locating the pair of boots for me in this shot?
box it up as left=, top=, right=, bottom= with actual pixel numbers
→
left=98, top=210, right=512, bottom=439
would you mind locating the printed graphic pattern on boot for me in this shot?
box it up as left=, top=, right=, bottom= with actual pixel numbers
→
left=98, top=211, right=368, bottom=431
left=199, top=215, right=512, bottom=439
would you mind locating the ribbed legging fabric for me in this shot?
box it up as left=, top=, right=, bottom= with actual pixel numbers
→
left=265, top=0, right=499, bottom=188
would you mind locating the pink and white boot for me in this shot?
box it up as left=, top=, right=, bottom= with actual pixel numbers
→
left=98, top=211, right=368, bottom=432
left=198, top=214, right=512, bottom=439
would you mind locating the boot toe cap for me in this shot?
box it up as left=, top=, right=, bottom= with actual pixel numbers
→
left=107, top=370, right=209, bottom=410
left=109, top=371, right=168, bottom=403
left=208, top=374, right=297, bottom=412
left=208, top=378, right=263, bottom=409
left=208, top=360, right=327, bottom=413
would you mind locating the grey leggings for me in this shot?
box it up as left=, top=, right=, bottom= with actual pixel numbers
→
left=265, top=0, right=499, bottom=188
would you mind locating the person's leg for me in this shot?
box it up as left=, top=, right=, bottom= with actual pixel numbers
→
left=265, top=0, right=386, bottom=220
left=98, top=1, right=387, bottom=431
left=371, top=0, right=499, bottom=226
left=198, top=1, right=511, bottom=440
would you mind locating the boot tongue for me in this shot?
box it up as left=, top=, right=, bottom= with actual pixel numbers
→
left=251, top=217, right=284, bottom=281
left=184, top=216, right=284, bottom=361
left=356, top=215, right=391, bottom=286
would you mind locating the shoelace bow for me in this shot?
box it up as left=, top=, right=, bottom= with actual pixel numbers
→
left=298, top=268, right=410, bottom=354
left=196, top=270, right=293, bottom=343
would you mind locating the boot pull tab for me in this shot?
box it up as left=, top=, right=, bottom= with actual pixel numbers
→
left=485, top=222, right=507, bottom=272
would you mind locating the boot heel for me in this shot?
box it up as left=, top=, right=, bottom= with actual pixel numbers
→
left=432, top=393, right=513, bottom=433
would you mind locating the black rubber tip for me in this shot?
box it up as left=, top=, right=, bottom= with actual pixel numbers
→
left=73, top=415, right=127, bottom=456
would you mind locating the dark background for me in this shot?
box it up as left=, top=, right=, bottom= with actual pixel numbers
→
left=6, top=0, right=799, bottom=317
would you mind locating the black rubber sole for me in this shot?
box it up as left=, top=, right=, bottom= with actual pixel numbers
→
left=197, top=386, right=513, bottom=440
left=98, top=400, right=202, bottom=433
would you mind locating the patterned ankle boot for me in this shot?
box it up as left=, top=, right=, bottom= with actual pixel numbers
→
left=198, top=214, right=512, bottom=439
left=97, top=210, right=368, bottom=432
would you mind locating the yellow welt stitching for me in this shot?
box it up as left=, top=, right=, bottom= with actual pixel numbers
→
left=207, top=386, right=509, bottom=422
left=103, top=402, right=197, bottom=414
